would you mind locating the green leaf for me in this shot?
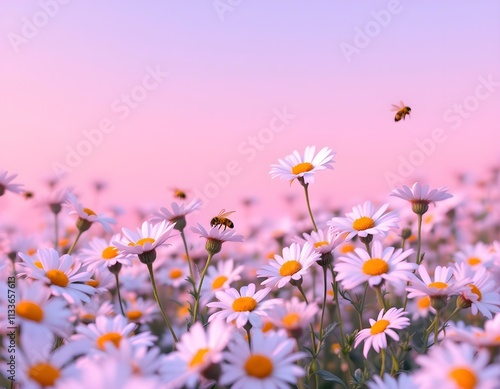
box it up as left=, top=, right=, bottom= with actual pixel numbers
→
left=316, top=370, right=348, bottom=388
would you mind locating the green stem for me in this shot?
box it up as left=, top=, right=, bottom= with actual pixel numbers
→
left=359, top=284, right=369, bottom=330
left=375, top=286, right=386, bottom=311
left=114, top=272, right=125, bottom=316
left=180, top=230, right=195, bottom=282
left=297, top=284, right=309, bottom=304
left=302, top=182, right=318, bottom=232
left=318, top=266, right=328, bottom=343
left=433, top=309, right=441, bottom=346
left=192, top=253, right=214, bottom=323
left=379, top=348, right=386, bottom=377
left=146, top=263, right=178, bottom=343
left=364, top=240, right=371, bottom=256
left=54, top=212, right=59, bottom=252
left=67, top=230, right=83, bottom=255
left=416, top=214, right=423, bottom=265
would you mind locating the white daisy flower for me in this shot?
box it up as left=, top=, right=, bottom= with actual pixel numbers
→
left=12, top=336, right=78, bottom=389
left=65, top=192, right=116, bottom=232
left=334, top=240, right=416, bottom=290
left=328, top=201, right=399, bottom=241
left=73, top=295, right=115, bottom=324
left=86, top=267, right=115, bottom=295
left=18, top=248, right=95, bottom=304
left=257, top=242, right=320, bottom=289
left=268, top=296, right=319, bottom=335
left=406, top=265, right=470, bottom=300
left=390, top=182, right=453, bottom=215
left=70, top=315, right=156, bottom=356
left=454, top=242, right=496, bottom=270
left=269, top=145, right=335, bottom=185
left=299, top=228, right=342, bottom=255
left=157, top=259, right=190, bottom=288
left=113, top=220, right=176, bottom=263
left=354, top=307, right=410, bottom=358
left=57, top=356, right=161, bottom=389
left=453, top=262, right=500, bottom=319
left=0, top=170, right=24, bottom=196
left=220, top=329, right=306, bottom=388
left=368, top=373, right=418, bottom=389
left=406, top=295, right=436, bottom=320
left=150, top=199, right=202, bottom=225
left=80, top=234, right=133, bottom=272
left=207, top=283, right=280, bottom=329
left=160, top=320, right=233, bottom=388
left=122, top=296, right=159, bottom=324
left=15, top=280, right=72, bottom=344
left=413, top=342, right=500, bottom=389
left=200, top=258, right=244, bottom=306
left=191, top=223, right=244, bottom=255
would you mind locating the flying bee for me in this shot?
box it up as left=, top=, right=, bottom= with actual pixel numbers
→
left=172, top=188, right=187, bottom=200
left=210, top=209, right=235, bottom=230
left=391, top=101, right=411, bottom=122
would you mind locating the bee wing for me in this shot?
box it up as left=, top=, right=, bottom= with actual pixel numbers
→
left=400, top=100, right=405, bottom=107
left=391, top=104, right=401, bottom=112
left=219, top=210, right=235, bottom=218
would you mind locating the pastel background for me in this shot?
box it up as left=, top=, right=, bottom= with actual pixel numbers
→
left=1, top=1, right=499, bottom=227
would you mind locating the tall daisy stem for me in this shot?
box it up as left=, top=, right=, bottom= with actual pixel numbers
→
left=192, top=253, right=214, bottom=323
left=180, top=230, right=195, bottom=282
left=433, top=309, right=440, bottom=346
left=67, top=230, right=83, bottom=255
left=379, top=349, right=386, bottom=377
left=375, top=286, right=386, bottom=310
left=146, top=263, right=178, bottom=343
left=301, top=181, right=318, bottom=232
left=54, top=212, right=59, bottom=252
left=415, top=214, right=423, bottom=265
left=318, top=266, right=328, bottom=346
left=114, top=272, right=125, bottom=316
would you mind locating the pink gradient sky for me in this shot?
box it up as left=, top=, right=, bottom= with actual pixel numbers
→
left=1, top=1, right=499, bottom=226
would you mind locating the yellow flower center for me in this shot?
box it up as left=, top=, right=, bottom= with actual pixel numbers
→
left=282, top=313, right=301, bottom=328
left=189, top=348, right=210, bottom=368
left=469, top=284, right=482, bottom=301
left=279, top=260, right=302, bottom=276
left=34, top=261, right=43, bottom=269
left=417, top=296, right=431, bottom=309
left=97, top=332, right=122, bottom=350
left=59, top=238, right=69, bottom=247
left=46, top=269, right=69, bottom=287
left=232, top=296, right=257, bottom=312
left=86, top=279, right=99, bottom=288
left=169, top=268, right=183, bottom=279
left=16, top=301, right=44, bottom=322
left=467, top=257, right=482, bottom=266
left=352, top=216, right=375, bottom=231
left=81, top=313, right=95, bottom=321
left=428, top=281, right=448, bottom=289
left=314, top=241, right=329, bottom=248
left=28, top=363, right=61, bottom=386
left=127, top=310, right=143, bottom=321
left=341, top=244, right=355, bottom=254
left=292, top=162, right=314, bottom=175
left=83, top=207, right=96, bottom=216
left=262, top=321, right=274, bottom=332
left=449, top=367, right=477, bottom=389
left=370, top=319, right=390, bottom=335
left=136, top=237, right=155, bottom=246
left=244, top=354, right=274, bottom=378
left=102, top=246, right=119, bottom=259
left=27, top=248, right=37, bottom=256
left=423, top=214, right=434, bottom=224
left=212, top=275, right=228, bottom=290
left=362, top=258, right=389, bottom=276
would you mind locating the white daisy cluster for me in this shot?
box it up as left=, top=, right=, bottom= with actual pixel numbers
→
left=1, top=150, right=500, bottom=389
